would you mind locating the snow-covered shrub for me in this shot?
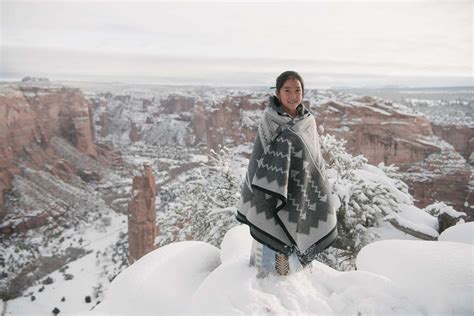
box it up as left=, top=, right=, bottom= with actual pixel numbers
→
left=156, top=146, right=242, bottom=248
left=377, top=163, right=410, bottom=195
left=424, top=201, right=466, bottom=233
left=318, top=134, right=409, bottom=269
left=424, top=201, right=466, bottom=219
left=321, top=133, right=367, bottom=179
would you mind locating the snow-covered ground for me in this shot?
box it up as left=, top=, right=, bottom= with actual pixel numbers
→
left=4, top=212, right=127, bottom=315
left=91, top=223, right=474, bottom=315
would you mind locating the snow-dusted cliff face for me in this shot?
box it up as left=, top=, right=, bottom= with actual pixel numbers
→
left=337, top=87, right=474, bottom=159
left=0, top=84, right=106, bottom=225
left=0, top=85, right=98, bottom=219
left=0, top=83, right=131, bottom=301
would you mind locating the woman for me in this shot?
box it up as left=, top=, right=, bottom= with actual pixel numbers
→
left=236, top=71, right=337, bottom=276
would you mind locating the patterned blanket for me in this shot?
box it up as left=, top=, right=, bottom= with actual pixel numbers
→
left=237, top=97, right=337, bottom=265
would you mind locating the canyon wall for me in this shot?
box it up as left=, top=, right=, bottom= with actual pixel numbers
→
left=0, top=84, right=100, bottom=231
left=311, top=99, right=438, bottom=167
left=432, top=124, right=473, bottom=160
left=314, top=99, right=471, bottom=218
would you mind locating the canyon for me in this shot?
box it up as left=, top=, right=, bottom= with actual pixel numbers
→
left=3, top=82, right=467, bottom=229
left=0, top=81, right=471, bottom=301
left=90, top=87, right=472, bottom=218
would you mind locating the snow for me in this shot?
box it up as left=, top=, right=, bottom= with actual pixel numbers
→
left=357, top=239, right=474, bottom=315
left=233, top=143, right=253, bottom=156
left=398, top=204, right=439, bottom=236
left=241, top=110, right=263, bottom=128
left=355, top=164, right=412, bottom=204
left=219, top=224, right=252, bottom=264
left=5, top=212, right=126, bottom=315
left=190, top=252, right=418, bottom=315
left=402, top=96, right=474, bottom=127
left=92, top=225, right=474, bottom=315
left=189, top=154, right=208, bottom=163
left=91, top=241, right=220, bottom=315
left=370, top=220, right=419, bottom=241
left=380, top=121, right=409, bottom=125
left=425, top=202, right=466, bottom=219
left=439, top=222, right=474, bottom=245
left=364, top=105, right=392, bottom=116
left=416, top=135, right=454, bottom=151
left=8, top=251, right=102, bottom=314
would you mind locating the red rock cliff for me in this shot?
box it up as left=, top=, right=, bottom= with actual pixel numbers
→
left=312, top=100, right=437, bottom=168
left=0, top=85, right=97, bottom=218
left=128, top=164, right=157, bottom=263
left=190, top=95, right=265, bottom=150
left=432, top=124, right=474, bottom=160
left=310, top=98, right=471, bottom=216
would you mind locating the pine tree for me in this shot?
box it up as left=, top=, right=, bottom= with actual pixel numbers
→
left=317, top=134, right=409, bottom=269
left=156, top=146, right=241, bottom=248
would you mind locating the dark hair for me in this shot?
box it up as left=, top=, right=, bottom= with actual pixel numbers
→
left=275, top=71, right=304, bottom=96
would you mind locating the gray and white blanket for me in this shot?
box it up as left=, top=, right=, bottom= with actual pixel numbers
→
left=237, top=97, right=337, bottom=265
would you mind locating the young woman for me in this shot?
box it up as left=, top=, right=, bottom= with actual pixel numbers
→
left=237, top=71, right=337, bottom=276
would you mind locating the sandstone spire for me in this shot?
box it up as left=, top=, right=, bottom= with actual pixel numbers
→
left=128, top=163, right=157, bottom=264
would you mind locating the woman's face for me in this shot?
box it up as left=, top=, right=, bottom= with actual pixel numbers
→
left=276, top=78, right=303, bottom=116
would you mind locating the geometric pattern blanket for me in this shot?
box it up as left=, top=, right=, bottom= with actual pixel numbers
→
left=237, top=97, right=337, bottom=266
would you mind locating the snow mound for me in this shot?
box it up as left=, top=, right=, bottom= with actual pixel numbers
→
left=357, top=239, right=474, bottom=315
left=92, top=241, right=220, bottom=315
left=439, top=222, right=474, bottom=245
left=92, top=226, right=474, bottom=315
left=190, top=255, right=418, bottom=315
left=192, top=226, right=420, bottom=315
left=219, top=224, right=252, bottom=264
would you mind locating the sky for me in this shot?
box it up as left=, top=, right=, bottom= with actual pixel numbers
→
left=1, top=0, right=473, bottom=88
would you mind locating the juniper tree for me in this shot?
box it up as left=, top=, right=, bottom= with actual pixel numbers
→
left=156, top=146, right=241, bottom=248
left=317, top=134, right=408, bottom=269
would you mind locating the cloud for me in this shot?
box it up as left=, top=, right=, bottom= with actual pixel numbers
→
left=2, top=1, right=472, bottom=85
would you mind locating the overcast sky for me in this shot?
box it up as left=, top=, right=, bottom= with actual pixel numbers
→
left=1, top=0, right=472, bottom=87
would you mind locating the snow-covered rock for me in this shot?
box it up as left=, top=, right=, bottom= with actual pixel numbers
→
left=439, top=222, right=474, bottom=245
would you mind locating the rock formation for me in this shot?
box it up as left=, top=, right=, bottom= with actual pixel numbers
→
left=189, top=95, right=265, bottom=150
left=311, top=99, right=437, bottom=168
left=403, top=150, right=471, bottom=218
left=0, top=84, right=100, bottom=228
left=0, top=86, right=97, bottom=160
left=128, top=164, right=157, bottom=264
left=129, top=122, right=140, bottom=143
left=432, top=124, right=474, bottom=160
left=161, top=95, right=195, bottom=114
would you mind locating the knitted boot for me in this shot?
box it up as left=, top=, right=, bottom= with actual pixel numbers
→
left=275, top=253, right=289, bottom=276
